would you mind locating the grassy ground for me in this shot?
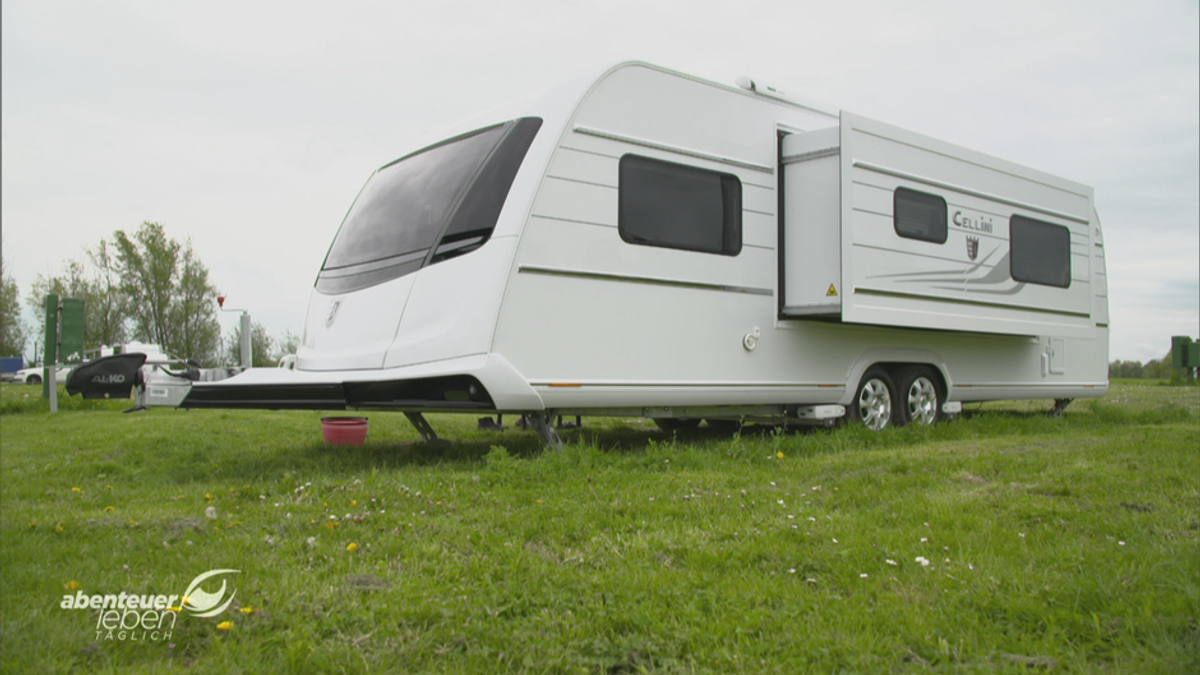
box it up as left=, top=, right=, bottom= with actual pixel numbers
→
left=1, top=381, right=1197, bottom=673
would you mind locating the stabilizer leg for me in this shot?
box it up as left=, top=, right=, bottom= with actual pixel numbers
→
left=1050, top=398, right=1073, bottom=417
left=404, top=412, right=441, bottom=444
left=529, top=412, right=562, bottom=451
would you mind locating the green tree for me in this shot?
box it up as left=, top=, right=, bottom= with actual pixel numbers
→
left=276, top=330, right=301, bottom=360
left=0, top=248, right=25, bottom=358
left=222, top=320, right=276, bottom=367
left=1144, top=352, right=1173, bottom=380
left=28, top=249, right=128, bottom=352
left=85, top=240, right=129, bottom=349
left=113, top=222, right=220, bottom=365
left=1108, top=359, right=1145, bottom=379
left=113, top=222, right=180, bottom=351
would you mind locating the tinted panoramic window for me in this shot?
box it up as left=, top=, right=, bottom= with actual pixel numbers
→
left=894, top=187, right=947, bottom=243
left=1010, top=215, right=1071, bottom=288
left=317, top=117, right=542, bottom=294
left=618, top=155, right=741, bottom=256
left=323, top=124, right=507, bottom=271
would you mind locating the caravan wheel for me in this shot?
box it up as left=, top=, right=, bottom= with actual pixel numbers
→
left=895, top=366, right=941, bottom=426
left=850, top=367, right=895, bottom=431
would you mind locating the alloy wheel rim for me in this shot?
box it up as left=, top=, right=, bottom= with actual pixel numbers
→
left=858, top=378, right=892, bottom=431
left=907, top=377, right=938, bottom=425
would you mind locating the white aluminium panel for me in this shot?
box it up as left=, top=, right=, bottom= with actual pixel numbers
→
left=781, top=127, right=842, bottom=315
left=836, top=112, right=1096, bottom=338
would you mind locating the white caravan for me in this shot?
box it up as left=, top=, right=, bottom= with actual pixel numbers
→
left=184, top=62, right=1109, bottom=446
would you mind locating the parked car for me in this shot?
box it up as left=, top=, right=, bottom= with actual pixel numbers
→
left=12, top=365, right=74, bottom=385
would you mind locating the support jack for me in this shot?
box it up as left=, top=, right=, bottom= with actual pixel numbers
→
left=405, top=412, right=442, bottom=444
left=1050, top=398, right=1073, bottom=417
left=528, top=412, right=562, bottom=451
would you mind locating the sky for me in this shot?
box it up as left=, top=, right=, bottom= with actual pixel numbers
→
left=2, top=0, right=1197, bottom=363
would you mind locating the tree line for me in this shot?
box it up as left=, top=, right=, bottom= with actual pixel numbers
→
left=1108, top=350, right=1189, bottom=381
left=0, top=222, right=294, bottom=368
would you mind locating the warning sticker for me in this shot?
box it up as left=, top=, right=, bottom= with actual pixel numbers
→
left=826, top=284, right=838, bottom=297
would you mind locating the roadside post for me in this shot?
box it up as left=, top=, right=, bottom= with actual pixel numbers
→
left=42, top=295, right=86, bottom=412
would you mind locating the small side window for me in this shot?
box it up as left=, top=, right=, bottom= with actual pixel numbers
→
left=1010, top=215, right=1071, bottom=288
left=618, top=155, right=742, bottom=256
left=894, top=187, right=947, bottom=244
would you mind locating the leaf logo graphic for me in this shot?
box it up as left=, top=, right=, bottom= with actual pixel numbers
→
left=181, top=569, right=240, bottom=618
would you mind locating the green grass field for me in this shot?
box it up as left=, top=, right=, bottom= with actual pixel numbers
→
left=1, top=381, right=1197, bottom=674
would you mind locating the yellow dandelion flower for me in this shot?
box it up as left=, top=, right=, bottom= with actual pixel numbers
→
left=239, top=607, right=254, bottom=615
left=777, top=452, right=785, bottom=459
left=346, top=542, right=358, bottom=552
left=166, top=606, right=181, bottom=612
left=64, top=580, right=80, bottom=591
left=28, top=520, right=36, bottom=528
left=215, top=621, right=232, bottom=631
left=205, top=493, right=212, bottom=501
left=350, top=500, right=357, bottom=506
left=182, top=596, right=191, bottom=606
left=71, top=487, right=82, bottom=493
left=55, top=522, right=64, bottom=533
left=104, top=506, right=115, bottom=512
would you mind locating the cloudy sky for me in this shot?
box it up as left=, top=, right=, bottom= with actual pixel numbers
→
left=3, top=0, right=1197, bottom=362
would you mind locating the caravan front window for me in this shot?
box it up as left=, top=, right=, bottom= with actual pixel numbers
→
left=317, top=117, right=542, bottom=294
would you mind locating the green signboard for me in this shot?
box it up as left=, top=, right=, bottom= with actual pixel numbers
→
left=60, top=298, right=85, bottom=364
left=41, top=294, right=86, bottom=400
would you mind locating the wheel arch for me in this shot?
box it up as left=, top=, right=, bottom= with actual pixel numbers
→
left=839, top=349, right=951, bottom=406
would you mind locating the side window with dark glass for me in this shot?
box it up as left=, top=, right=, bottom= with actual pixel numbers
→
left=618, top=155, right=742, bottom=255
left=893, top=187, right=947, bottom=243
left=1010, top=215, right=1071, bottom=288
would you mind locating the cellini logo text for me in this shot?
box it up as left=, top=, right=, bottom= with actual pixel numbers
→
left=59, top=569, right=239, bottom=642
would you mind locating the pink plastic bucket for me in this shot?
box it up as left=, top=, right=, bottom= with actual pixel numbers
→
left=320, top=417, right=368, bottom=446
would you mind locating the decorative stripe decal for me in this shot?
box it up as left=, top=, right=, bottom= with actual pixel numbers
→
left=519, top=265, right=773, bottom=297
left=854, top=287, right=1092, bottom=318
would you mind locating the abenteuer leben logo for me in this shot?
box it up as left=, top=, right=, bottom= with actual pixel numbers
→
left=60, top=569, right=239, bottom=642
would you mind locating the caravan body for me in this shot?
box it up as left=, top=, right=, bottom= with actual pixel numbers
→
left=185, top=62, right=1109, bottom=431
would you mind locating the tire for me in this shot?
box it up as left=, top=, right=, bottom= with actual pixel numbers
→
left=654, top=418, right=701, bottom=432
left=895, top=366, right=941, bottom=427
left=849, top=367, right=896, bottom=431
left=26, top=374, right=42, bottom=385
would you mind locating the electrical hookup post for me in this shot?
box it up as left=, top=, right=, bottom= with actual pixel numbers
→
left=43, top=294, right=85, bottom=412
left=217, top=295, right=253, bottom=369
